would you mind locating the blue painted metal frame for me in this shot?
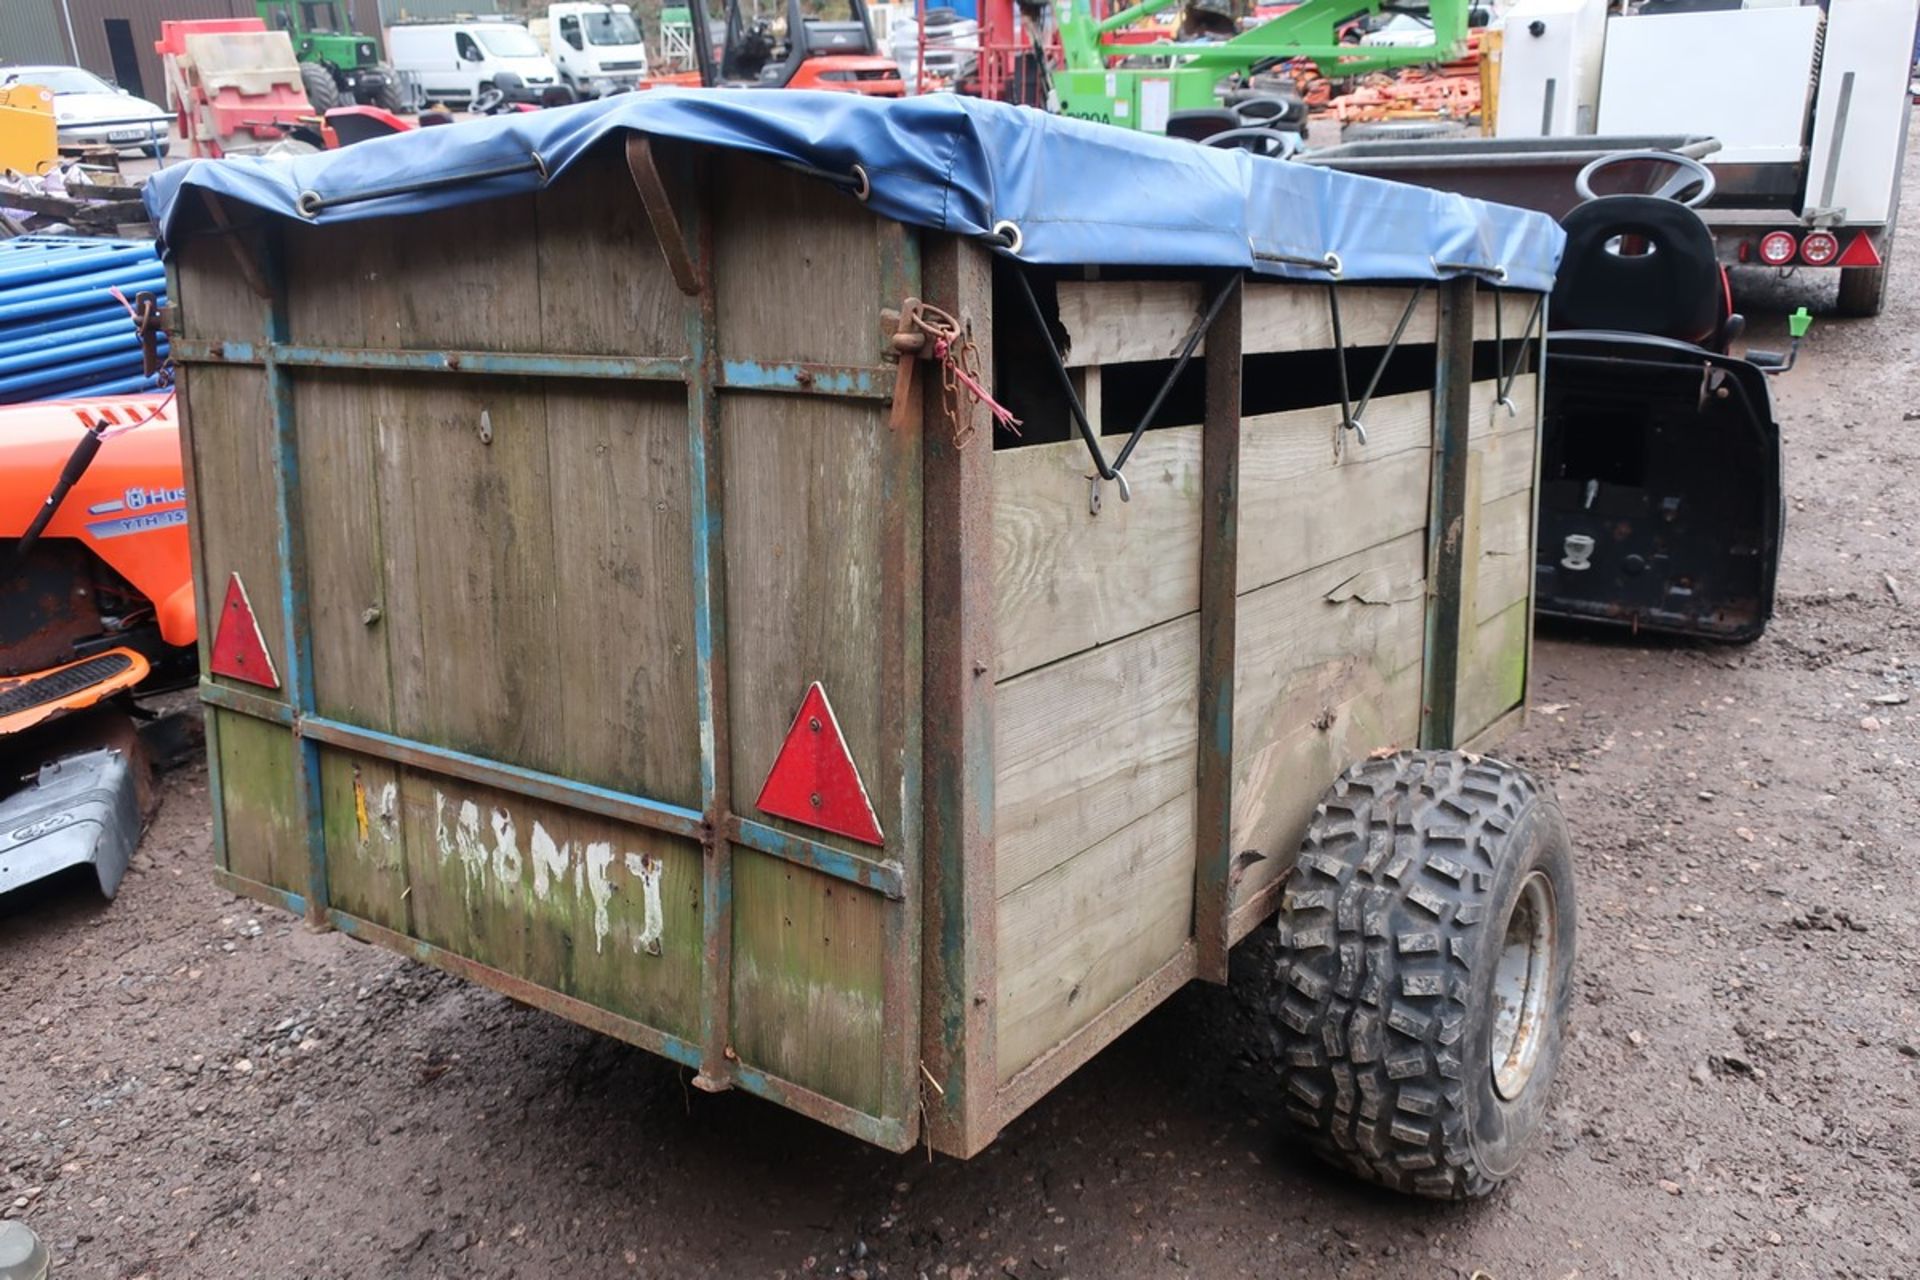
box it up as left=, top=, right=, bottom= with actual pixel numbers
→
left=261, top=235, right=331, bottom=927
left=171, top=338, right=895, bottom=401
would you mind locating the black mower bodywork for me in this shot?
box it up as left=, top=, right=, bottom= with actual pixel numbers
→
left=1537, top=192, right=1785, bottom=642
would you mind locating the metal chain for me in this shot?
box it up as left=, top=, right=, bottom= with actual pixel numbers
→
left=904, top=301, right=1020, bottom=448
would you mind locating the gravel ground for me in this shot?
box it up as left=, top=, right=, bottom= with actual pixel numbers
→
left=5, top=151, right=1919, bottom=1280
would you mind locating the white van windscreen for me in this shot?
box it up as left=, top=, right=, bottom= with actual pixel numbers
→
left=477, top=25, right=545, bottom=57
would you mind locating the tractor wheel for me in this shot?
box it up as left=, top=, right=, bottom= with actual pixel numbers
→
left=299, top=61, right=341, bottom=113
left=370, top=77, right=405, bottom=114
left=1265, top=749, right=1577, bottom=1199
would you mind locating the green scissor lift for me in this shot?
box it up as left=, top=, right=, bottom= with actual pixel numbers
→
left=1054, top=0, right=1469, bottom=132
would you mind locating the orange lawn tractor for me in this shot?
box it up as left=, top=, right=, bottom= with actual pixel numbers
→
left=642, top=0, right=904, bottom=95
left=1, top=393, right=197, bottom=902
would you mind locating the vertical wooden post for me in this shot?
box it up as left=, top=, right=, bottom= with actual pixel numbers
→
left=1193, top=272, right=1244, bottom=986
left=919, top=235, right=999, bottom=1157
left=261, top=225, right=328, bottom=926
left=682, top=153, right=736, bottom=1096
left=1422, top=277, right=1477, bottom=749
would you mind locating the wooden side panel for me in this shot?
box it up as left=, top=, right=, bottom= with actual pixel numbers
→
left=382, top=760, right=705, bottom=1040
left=293, top=373, right=393, bottom=729
left=712, top=152, right=912, bottom=1116
left=533, top=145, right=688, bottom=359
left=174, top=223, right=269, bottom=348
left=992, top=427, right=1201, bottom=679
left=540, top=384, right=701, bottom=807
left=994, top=616, right=1199, bottom=897
left=731, top=851, right=889, bottom=1112
left=1455, top=374, right=1540, bottom=743
left=180, top=364, right=283, bottom=684
left=213, top=708, right=300, bottom=890
left=714, top=154, right=883, bottom=366
left=1228, top=532, right=1429, bottom=913
left=1236, top=390, right=1433, bottom=595
left=994, top=788, right=1195, bottom=1081
left=283, top=199, right=543, bottom=351
left=991, top=616, right=1199, bottom=1079
left=1055, top=281, right=1436, bottom=366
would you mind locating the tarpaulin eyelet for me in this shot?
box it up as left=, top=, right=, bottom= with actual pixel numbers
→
left=991, top=220, right=1023, bottom=254
left=295, top=190, right=323, bottom=219
left=850, top=164, right=870, bottom=202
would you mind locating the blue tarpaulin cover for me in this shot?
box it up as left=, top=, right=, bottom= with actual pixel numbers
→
left=145, top=90, right=1565, bottom=291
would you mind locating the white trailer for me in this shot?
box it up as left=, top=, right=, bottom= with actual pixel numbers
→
left=1501, top=0, right=1918, bottom=315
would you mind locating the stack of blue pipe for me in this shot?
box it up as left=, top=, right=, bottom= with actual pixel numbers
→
left=0, top=235, right=168, bottom=405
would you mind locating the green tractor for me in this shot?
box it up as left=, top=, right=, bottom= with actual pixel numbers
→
left=257, top=0, right=404, bottom=113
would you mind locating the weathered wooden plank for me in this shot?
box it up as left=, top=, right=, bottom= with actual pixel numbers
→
left=293, top=372, right=393, bottom=729
left=994, top=788, right=1196, bottom=1081
left=714, top=152, right=884, bottom=367
left=174, top=222, right=269, bottom=347
left=319, top=751, right=408, bottom=934
left=1473, top=289, right=1542, bottom=343
left=1055, top=281, right=1436, bottom=367
left=213, top=708, right=299, bottom=892
left=283, top=198, right=542, bottom=351
left=722, top=395, right=897, bottom=843
left=994, top=615, right=1199, bottom=898
left=1229, top=532, right=1429, bottom=908
left=731, top=850, right=889, bottom=1112
left=1235, top=392, right=1434, bottom=595
left=1469, top=373, right=1540, bottom=442
left=542, top=383, right=701, bottom=808
left=375, top=377, right=565, bottom=774
left=534, top=146, right=688, bottom=359
left=383, top=764, right=703, bottom=1038
left=1457, top=598, right=1531, bottom=744
left=991, top=426, right=1202, bottom=680
left=1474, top=488, right=1534, bottom=626
left=182, top=364, right=285, bottom=686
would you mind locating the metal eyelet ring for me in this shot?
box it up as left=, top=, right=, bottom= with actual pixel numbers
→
left=991, top=219, right=1023, bottom=254
left=295, top=189, right=324, bottom=219
left=1323, top=251, right=1343, bottom=278
left=849, top=163, right=870, bottom=202
left=529, top=149, right=549, bottom=181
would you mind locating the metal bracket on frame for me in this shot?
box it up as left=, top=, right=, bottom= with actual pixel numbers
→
left=1326, top=282, right=1428, bottom=455
left=625, top=134, right=703, bottom=296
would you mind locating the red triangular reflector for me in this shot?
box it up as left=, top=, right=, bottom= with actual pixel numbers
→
left=754, top=682, right=884, bottom=847
left=209, top=572, right=281, bottom=689
left=1835, top=233, right=1883, bottom=268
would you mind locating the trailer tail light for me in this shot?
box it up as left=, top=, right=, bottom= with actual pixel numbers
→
left=1799, top=231, right=1840, bottom=266
left=1757, top=231, right=1797, bottom=265
left=1835, top=233, right=1883, bottom=267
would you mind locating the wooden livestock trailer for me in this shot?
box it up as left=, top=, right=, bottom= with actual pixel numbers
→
left=155, top=93, right=1573, bottom=1197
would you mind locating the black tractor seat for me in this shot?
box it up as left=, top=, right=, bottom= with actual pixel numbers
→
left=1550, top=194, right=1725, bottom=349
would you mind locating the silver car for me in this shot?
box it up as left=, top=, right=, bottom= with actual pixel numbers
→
left=0, top=65, right=172, bottom=155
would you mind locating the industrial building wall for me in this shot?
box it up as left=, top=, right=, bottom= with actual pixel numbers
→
left=0, top=0, right=74, bottom=68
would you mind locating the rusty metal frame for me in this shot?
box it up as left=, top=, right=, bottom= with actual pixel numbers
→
left=1421, top=277, right=1477, bottom=749
left=1192, top=274, right=1244, bottom=986
left=917, top=235, right=999, bottom=1158
left=870, top=219, right=927, bottom=1150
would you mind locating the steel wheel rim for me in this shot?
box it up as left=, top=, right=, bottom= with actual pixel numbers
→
left=1490, top=870, right=1556, bottom=1101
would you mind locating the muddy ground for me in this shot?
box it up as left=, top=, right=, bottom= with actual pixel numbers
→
left=8, top=166, right=1920, bottom=1280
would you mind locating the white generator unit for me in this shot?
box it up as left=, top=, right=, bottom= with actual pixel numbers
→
left=1496, top=0, right=1609, bottom=138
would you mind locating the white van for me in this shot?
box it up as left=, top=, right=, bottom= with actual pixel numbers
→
left=386, top=19, right=565, bottom=104
left=548, top=3, right=650, bottom=96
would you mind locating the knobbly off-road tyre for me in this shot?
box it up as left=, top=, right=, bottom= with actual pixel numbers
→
left=1267, top=750, right=1576, bottom=1199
